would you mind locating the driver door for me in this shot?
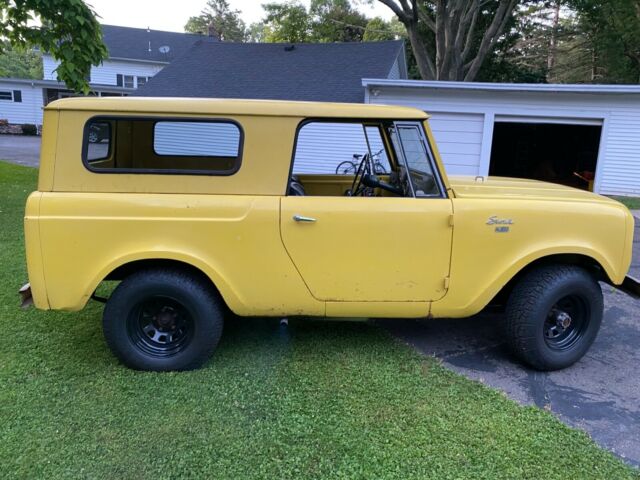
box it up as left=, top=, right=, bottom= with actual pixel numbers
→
left=279, top=120, right=453, bottom=303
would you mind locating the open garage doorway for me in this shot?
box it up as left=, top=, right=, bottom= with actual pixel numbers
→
left=489, top=119, right=602, bottom=191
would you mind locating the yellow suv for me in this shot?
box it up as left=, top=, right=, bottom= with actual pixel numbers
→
left=21, top=97, right=638, bottom=372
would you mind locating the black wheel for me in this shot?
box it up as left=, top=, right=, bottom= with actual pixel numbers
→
left=336, top=160, right=357, bottom=175
left=103, top=268, right=223, bottom=371
left=505, top=265, right=603, bottom=371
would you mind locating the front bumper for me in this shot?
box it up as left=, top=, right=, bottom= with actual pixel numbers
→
left=616, top=276, right=640, bottom=300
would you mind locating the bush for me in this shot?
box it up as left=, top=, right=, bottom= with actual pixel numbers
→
left=21, top=123, right=37, bottom=136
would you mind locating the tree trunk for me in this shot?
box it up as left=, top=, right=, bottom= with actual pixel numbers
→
left=406, top=21, right=437, bottom=79
left=546, top=1, right=561, bottom=82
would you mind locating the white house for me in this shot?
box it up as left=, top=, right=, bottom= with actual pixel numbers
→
left=0, top=25, right=202, bottom=125
left=363, top=79, right=640, bottom=196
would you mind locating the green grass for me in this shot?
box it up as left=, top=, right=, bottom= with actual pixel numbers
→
left=1, top=160, right=638, bottom=479
left=610, top=195, right=640, bottom=210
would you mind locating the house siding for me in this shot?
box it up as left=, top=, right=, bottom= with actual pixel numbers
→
left=367, top=86, right=640, bottom=196
left=43, top=55, right=165, bottom=86
left=0, top=81, right=44, bottom=124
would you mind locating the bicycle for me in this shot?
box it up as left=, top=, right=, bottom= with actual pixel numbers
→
left=335, top=149, right=388, bottom=175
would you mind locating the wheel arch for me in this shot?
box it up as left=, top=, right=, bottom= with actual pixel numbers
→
left=86, top=253, right=242, bottom=313
left=487, top=252, right=610, bottom=310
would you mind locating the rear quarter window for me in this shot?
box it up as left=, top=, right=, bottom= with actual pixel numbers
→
left=83, top=117, right=243, bottom=175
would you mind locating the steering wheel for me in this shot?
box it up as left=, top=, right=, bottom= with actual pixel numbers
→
left=349, top=153, right=371, bottom=196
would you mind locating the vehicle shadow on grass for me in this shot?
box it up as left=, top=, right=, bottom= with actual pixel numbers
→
left=378, top=288, right=640, bottom=467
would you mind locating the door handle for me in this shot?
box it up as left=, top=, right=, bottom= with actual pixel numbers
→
left=293, top=214, right=317, bottom=223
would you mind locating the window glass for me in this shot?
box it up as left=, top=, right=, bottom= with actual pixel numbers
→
left=124, top=75, right=135, bottom=88
left=137, top=76, right=148, bottom=87
left=393, top=124, right=441, bottom=197
left=83, top=118, right=242, bottom=174
left=293, top=122, right=390, bottom=175
left=154, top=122, right=241, bottom=157
left=0, top=91, right=12, bottom=101
left=86, top=121, right=111, bottom=162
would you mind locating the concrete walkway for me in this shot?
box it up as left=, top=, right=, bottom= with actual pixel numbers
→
left=382, top=224, right=640, bottom=466
left=0, top=134, right=41, bottom=167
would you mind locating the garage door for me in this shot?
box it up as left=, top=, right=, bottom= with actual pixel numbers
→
left=428, top=113, right=484, bottom=176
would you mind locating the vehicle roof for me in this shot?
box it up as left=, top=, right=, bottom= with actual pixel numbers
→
left=46, top=97, right=429, bottom=120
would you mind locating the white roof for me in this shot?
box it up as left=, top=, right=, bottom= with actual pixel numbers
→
left=362, top=79, right=640, bottom=95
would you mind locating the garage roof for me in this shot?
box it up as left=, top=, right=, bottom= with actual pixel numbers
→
left=363, top=79, right=640, bottom=95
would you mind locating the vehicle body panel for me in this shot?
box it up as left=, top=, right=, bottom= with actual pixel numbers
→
left=280, top=196, right=453, bottom=302
left=36, top=192, right=324, bottom=316
left=23, top=97, right=636, bottom=319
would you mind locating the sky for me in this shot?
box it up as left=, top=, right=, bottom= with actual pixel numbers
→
left=86, top=0, right=394, bottom=33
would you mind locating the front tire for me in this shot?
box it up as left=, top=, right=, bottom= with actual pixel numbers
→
left=103, top=268, right=223, bottom=371
left=505, top=265, right=603, bottom=371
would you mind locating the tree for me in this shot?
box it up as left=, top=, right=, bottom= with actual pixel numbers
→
left=0, top=42, right=43, bottom=79
left=309, top=0, right=369, bottom=42
left=185, top=0, right=247, bottom=41
left=261, top=2, right=311, bottom=43
left=363, top=17, right=405, bottom=41
left=569, top=0, right=640, bottom=83
left=0, top=0, right=107, bottom=92
left=377, top=0, right=519, bottom=81
left=259, top=0, right=377, bottom=43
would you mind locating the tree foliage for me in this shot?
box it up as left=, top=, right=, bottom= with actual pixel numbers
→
left=184, top=0, right=247, bottom=41
left=0, top=41, right=43, bottom=79
left=260, top=2, right=311, bottom=43
left=257, top=0, right=390, bottom=43
left=568, top=0, right=640, bottom=83
left=0, top=0, right=107, bottom=92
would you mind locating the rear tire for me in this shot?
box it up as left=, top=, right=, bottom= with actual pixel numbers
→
left=103, top=268, right=223, bottom=371
left=505, top=265, right=603, bottom=371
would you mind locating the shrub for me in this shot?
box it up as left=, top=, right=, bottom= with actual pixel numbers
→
left=21, top=123, right=38, bottom=136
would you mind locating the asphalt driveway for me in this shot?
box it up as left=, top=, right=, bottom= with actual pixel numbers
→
left=0, top=134, right=41, bottom=167
left=381, top=221, right=640, bottom=466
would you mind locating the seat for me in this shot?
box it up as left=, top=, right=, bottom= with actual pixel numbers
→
left=288, top=175, right=306, bottom=196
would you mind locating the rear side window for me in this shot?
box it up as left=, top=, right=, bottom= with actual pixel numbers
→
left=83, top=117, right=243, bottom=175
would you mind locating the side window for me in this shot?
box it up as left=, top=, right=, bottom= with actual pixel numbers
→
left=83, top=118, right=242, bottom=174
left=292, top=122, right=390, bottom=175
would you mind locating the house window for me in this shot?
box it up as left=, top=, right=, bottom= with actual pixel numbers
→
left=116, top=74, right=136, bottom=88
left=0, top=90, right=22, bottom=102
left=83, top=117, right=243, bottom=175
left=137, top=76, right=149, bottom=87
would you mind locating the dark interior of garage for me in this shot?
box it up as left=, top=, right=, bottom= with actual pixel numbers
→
left=489, top=122, right=602, bottom=190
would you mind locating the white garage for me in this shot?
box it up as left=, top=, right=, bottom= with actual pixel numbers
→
left=363, top=79, right=640, bottom=196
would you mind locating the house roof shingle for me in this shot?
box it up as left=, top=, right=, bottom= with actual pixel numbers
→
left=101, top=25, right=204, bottom=63
left=136, top=40, right=406, bottom=103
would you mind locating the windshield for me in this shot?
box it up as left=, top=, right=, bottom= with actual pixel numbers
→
left=389, top=123, right=441, bottom=197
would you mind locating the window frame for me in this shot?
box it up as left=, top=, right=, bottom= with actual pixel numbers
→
left=391, top=121, right=447, bottom=199
left=81, top=115, right=244, bottom=176
left=0, top=91, right=13, bottom=101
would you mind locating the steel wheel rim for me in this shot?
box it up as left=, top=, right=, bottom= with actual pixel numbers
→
left=543, top=294, right=589, bottom=351
left=127, top=296, right=194, bottom=357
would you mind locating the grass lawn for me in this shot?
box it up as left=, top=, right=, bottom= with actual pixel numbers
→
left=1, top=160, right=638, bottom=479
left=610, top=195, right=640, bottom=210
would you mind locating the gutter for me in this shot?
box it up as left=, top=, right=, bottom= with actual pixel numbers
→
left=362, top=78, right=640, bottom=95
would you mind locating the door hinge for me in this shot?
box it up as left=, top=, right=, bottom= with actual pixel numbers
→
left=443, top=276, right=450, bottom=290
left=449, top=214, right=454, bottom=227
